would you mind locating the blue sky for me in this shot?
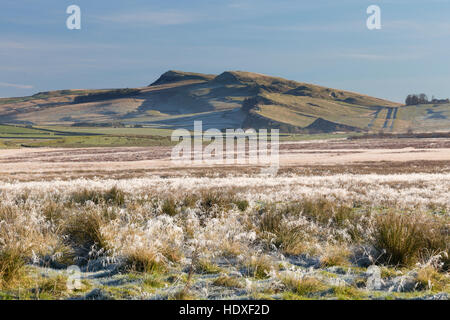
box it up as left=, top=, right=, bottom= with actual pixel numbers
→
left=1, top=0, right=449, bottom=102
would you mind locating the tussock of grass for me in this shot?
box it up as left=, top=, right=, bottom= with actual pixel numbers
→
left=373, top=211, right=449, bottom=267
left=212, top=275, right=243, bottom=288
left=161, top=198, right=177, bottom=216
left=171, top=289, right=196, bottom=300
left=123, top=249, right=166, bottom=274
left=281, top=275, right=326, bottom=297
left=142, top=274, right=166, bottom=289
left=33, top=275, right=69, bottom=299
left=297, top=199, right=355, bottom=227
left=331, top=285, right=365, bottom=300
left=0, top=249, right=26, bottom=289
left=245, top=255, right=275, bottom=279
left=63, top=209, right=109, bottom=252
left=234, top=199, right=249, bottom=212
left=196, top=260, right=222, bottom=274
left=415, top=266, right=448, bottom=292
left=320, top=245, right=351, bottom=267
left=71, top=186, right=125, bottom=206
left=258, top=206, right=307, bottom=255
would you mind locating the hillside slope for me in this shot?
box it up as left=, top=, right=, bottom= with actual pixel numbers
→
left=1, top=70, right=448, bottom=133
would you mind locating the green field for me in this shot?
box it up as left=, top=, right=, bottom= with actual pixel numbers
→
left=0, top=124, right=361, bottom=149
left=0, top=124, right=175, bottom=148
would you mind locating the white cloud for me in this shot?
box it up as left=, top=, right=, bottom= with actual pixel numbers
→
left=340, top=51, right=424, bottom=61
left=98, top=10, right=199, bottom=26
left=0, top=82, right=33, bottom=89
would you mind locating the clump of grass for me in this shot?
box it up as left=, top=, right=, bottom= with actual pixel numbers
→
left=320, top=245, right=351, bottom=267
left=0, top=248, right=26, bottom=289
left=415, top=266, right=448, bottom=292
left=171, top=289, right=195, bottom=300
left=0, top=205, right=63, bottom=288
left=259, top=206, right=283, bottom=235
left=123, top=249, right=166, bottom=274
left=199, top=191, right=231, bottom=213
left=70, top=186, right=125, bottom=206
left=41, top=201, right=65, bottom=222
left=161, top=198, right=177, bottom=216
left=103, top=186, right=125, bottom=206
left=297, top=199, right=355, bottom=227
left=245, top=255, right=275, bottom=279
left=142, top=274, right=166, bottom=289
left=281, top=274, right=326, bottom=297
left=182, top=194, right=199, bottom=208
left=233, top=199, right=249, bottom=212
left=195, top=260, right=221, bottom=274
left=63, top=209, right=109, bottom=252
left=373, top=211, right=449, bottom=267
left=212, top=275, right=243, bottom=288
left=258, top=207, right=306, bottom=255
left=33, top=275, right=69, bottom=299
left=331, top=285, right=365, bottom=300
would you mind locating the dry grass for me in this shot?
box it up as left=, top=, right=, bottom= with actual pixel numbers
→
left=0, top=248, right=26, bottom=289
left=320, top=245, right=351, bottom=267
left=416, top=266, right=449, bottom=292
left=212, top=275, right=243, bottom=288
left=0, top=172, right=449, bottom=299
left=373, top=211, right=449, bottom=267
left=123, top=249, right=166, bottom=274
left=245, top=255, right=275, bottom=279
left=281, top=274, right=326, bottom=297
left=63, top=209, right=110, bottom=254
left=71, top=186, right=125, bottom=206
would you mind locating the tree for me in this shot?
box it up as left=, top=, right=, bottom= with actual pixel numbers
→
left=405, top=94, right=419, bottom=105
left=418, top=93, right=428, bottom=104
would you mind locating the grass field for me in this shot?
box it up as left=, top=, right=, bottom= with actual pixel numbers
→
left=0, top=124, right=359, bottom=149
left=0, top=124, right=175, bottom=148
left=0, top=171, right=448, bottom=300
left=0, top=134, right=449, bottom=300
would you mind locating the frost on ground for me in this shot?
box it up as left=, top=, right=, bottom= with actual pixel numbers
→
left=0, top=173, right=448, bottom=300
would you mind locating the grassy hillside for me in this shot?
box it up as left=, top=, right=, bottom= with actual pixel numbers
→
left=1, top=70, right=448, bottom=134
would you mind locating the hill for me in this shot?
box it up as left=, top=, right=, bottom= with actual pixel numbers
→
left=1, top=70, right=449, bottom=133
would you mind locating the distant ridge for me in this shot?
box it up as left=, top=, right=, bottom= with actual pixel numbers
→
left=1, top=70, right=449, bottom=133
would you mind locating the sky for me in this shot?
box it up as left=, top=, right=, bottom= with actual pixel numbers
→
left=1, top=0, right=449, bottom=102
